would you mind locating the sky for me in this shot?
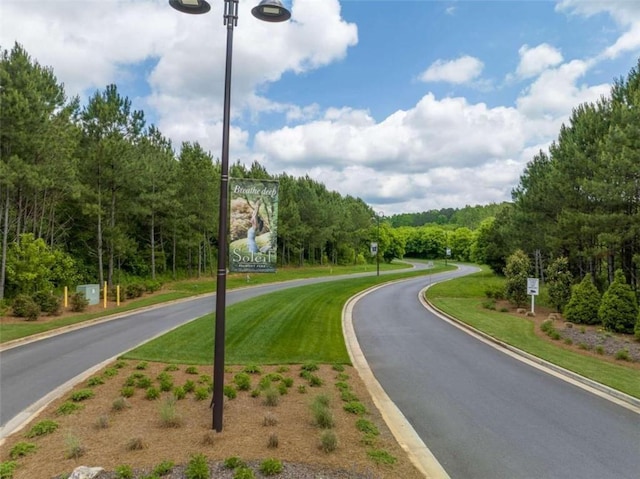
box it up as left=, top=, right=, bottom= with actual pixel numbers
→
left=1, top=0, right=640, bottom=216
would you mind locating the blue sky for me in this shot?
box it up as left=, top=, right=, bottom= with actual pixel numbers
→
left=2, top=0, right=640, bottom=215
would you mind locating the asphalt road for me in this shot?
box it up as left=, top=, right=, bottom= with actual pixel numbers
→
left=352, top=266, right=640, bottom=479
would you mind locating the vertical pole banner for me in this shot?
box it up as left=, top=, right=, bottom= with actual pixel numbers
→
left=229, top=178, right=278, bottom=273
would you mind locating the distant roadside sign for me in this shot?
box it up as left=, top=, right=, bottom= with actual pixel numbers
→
left=527, top=278, right=539, bottom=296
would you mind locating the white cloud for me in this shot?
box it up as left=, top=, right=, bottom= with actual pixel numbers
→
left=419, top=56, right=484, bottom=84
left=516, top=44, right=564, bottom=79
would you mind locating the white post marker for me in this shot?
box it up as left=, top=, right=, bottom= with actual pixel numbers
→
left=527, top=277, right=539, bottom=314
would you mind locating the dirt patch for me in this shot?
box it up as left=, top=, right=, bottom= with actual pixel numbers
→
left=1, top=362, right=424, bottom=479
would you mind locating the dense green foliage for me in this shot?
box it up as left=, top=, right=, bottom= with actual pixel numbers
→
left=504, top=250, right=530, bottom=307
left=598, top=269, right=639, bottom=333
left=564, top=275, right=601, bottom=325
left=545, top=257, right=573, bottom=313
left=0, top=43, right=399, bottom=300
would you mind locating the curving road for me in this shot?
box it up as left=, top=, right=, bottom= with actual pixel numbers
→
left=352, top=266, right=640, bottom=479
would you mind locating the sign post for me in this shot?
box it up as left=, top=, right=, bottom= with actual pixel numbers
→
left=527, top=277, right=539, bottom=313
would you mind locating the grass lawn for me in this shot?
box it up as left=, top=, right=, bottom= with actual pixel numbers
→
left=124, top=267, right=452, bottom=364
left=426, top=267, right=640, bottom=399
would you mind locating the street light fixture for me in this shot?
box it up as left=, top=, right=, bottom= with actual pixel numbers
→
left=169, top=0, right=290, bottom=433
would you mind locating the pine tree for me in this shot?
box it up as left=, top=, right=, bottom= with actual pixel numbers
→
left=598, top=269, right=639, bottom=333
left=564, top=274, right=601, bottom=325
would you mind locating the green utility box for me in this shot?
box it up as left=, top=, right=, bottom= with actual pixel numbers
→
left=76, top=284, right=100, bottom=305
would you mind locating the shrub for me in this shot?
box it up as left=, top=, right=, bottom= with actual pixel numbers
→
left=615, top=349, right=631, bottom=361
left=564, top=275, right=601, bottom=325
left=367, top=449, right=397, bottom=465
left=103, top=367, right=119, bottom=378
left=115, top=464, right=134, bottom=479
left=595, top=345, right=604, bottom=355
left=185, top=366, right=199, bottom=375
left=320, top=430, right=338, bottom=452
left=242, top=364, right=261, bottom=374
left=267, top=432, right=279, bottom=448
left=32, top=290, right=61, bottom=315
left=223, top=456, right=246, bottom=469
left=308, top=374, right=323, bottom=387
left=87, top=376, right=105, bottom=387
left=164, top=364, right=179, bottom=372
left=259, top=458, right=283, bottom=476
left=136, top=376, right=152, bottom=389
left=65, top=434, right=86, bottom=459
left=11, top=294, right=39, bottom=320
left=159, top=397, right=183, bottom=428
left=120, top=386, right=135, bottom=398
left=301, top=361, right=319, bottom=372
left=95, top=414, right=110, bottom=429
left=312, top=405, right=334, bottom=429
left=0, top=461, right=18, bottom=479
left=263, top=412, right=278, bottom=426
left=126, top=437, right=146, bottom=451
left=70, top=292, right=89, bottom=312
left=503, top=250, right=530, bottom=307
left=144, top=279, right=162, bottom=293
left=183, top=380, right=196, bottom=393
left=332, top=363, right=345, bottom=372
left=9, top=442, right=36, bottom=459
left=173, top=386, right=186, bottom=400
left=341, top=390, right=359, bottom=402
left=70, top=389, right=95, bottom=402
left=233, top=467, right=255, bottom=479
left=135, top=361, right=148, bottom=370
left=343, top=401, right=367, bottom=415
left=598, top=269, right=639, bottom=333
left=356, top=419, right=379, bottom=436
left=145, top=387, right=160, bottom=400
left=185, top=453, right=209, bottom=479
left=262, top=387, right=280, bottom=407
left=26, top=419, right=58, bottom=437
left=545, top=257, right=573, bottom=312
left=56, top=401, right=83, bottom=416
left=194, top=387, right=210, bottom=400
left=112, top=397, right=130, bottom=411
left=234, top=373, right=251, bottom=391
left=484, top=285, right=505, bottom=300
left=125, top=282, right=145, bottom=299
left=153, top=460, right=175, bottom=476
left=224, top=385, right=237, bottom=399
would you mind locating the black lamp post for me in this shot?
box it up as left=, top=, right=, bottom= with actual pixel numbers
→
left=375, top=211, right=383, bottom=276
left=169, top=0, right=290, bottom=432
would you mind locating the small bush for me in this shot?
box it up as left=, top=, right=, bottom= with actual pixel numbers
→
left=112, top=397, right=130, bottom=411
left=9, top=442, right=36, bottom=459
left=356, top=418, right=379, bottom=436
left=320, top=430, right=338, bottom=452
left=259, top=458, right=283, bottom=476
left=164, top=364, right=179, bottom=372
left=87, top=376, right=105, bottom=387
left=136, top=376, right=152, bottom=389
left=159, top=397, right=183, bottom=428
left=263, top=412, right=278, bottom=426
left=367, top=449, right=397, bottom=465
left=341, top=390, right=359, bottom=402
left=153, top=460, right=175, bottom=476
left=115, top=464, right=134, bottom=479
left=173, top=386, right=186, bottom=400
left=267, top=432, right=279, bottom=449
left=224, top=385, right=237, bottom=399
left=70, top=389, right=95, bottom=402
left=282, top=377, right=294, bottom=388
left=332, top=363, right=345, bottom=372
left=135, top=361, right=148, bottom=370
left=185, top=453, right=209, bottom=479
left=32, top=291, right=61, bottom=315
left=335, top=381, right=349, bottom=391
left=242, top=364, right=262, bottom=374
left=0, top=461, right=18, bottom=479
left=233, top=373, right=251, bottom=391
left=146, top=387, right=160, bottom=400
left=26, top=419, right=58, bottom=438
left=343, top=401, right=367, bottom=415
left=125, top=282, right=145, bottom=299
left=297, top=385, right=307, bottom=394
left=312, top=405, right=334, bottom=429
left=223, top=456, right=246, bottom=469
left=233, top=467, right=255, bottom=479
left=262, top=387, right=280, bottom=407
left=65, top=434, right=86, bottom=459
left=103, top=367, right=119, bottom=378
left=144, top=279, right=162, bottom=293
left=194, top=387, right=210, bottom=401
left=308, top=374, right=323, bottom=387
left=95, top=414, right=109, bottom=429
left=595, top=345, right=604, bottom=355
left=56, top=401, right=83, bottom=416
left=185, top=366, right=199, bottom=375
left=126, top=437, right=146, bottom=451
left=12, top=294, right=40, bottom=320
left=301, top=361, right=319, bottom=372
left=482, top=299, right=496, bottom=310
left=183, top=380, right=196, bottom=393
left=70, top=292, right=89, bottom=312
left=615, top=349, right=631, bottom=361
left=120, top=386, right=135, bottom=398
